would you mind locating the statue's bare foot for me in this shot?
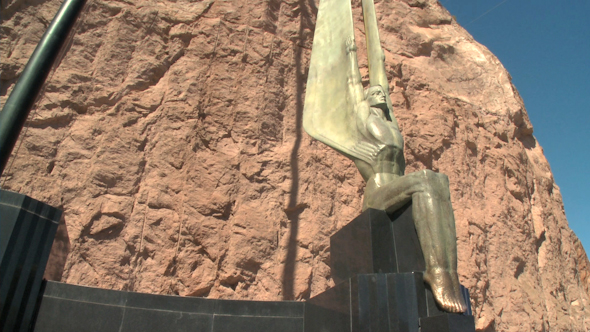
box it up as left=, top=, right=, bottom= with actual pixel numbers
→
left=423, top=267, right=467, bottom=313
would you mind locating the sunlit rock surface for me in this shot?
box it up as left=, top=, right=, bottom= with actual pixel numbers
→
left=1, top=0, right=588, bottom=330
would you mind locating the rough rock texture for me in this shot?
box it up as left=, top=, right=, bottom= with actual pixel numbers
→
left=1, top=0, right=589, bottom=331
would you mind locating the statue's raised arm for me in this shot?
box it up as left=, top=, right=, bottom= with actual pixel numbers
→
left=362, top=0, right=398, bottom=128
left=303, top=0, right=468, bottom=313
left=303, top=0, right=383, bottom=166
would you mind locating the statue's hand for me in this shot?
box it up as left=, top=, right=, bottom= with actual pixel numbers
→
left=346, top=36, right=357, bottom=53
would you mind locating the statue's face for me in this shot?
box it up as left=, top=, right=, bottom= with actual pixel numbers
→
left=366, top=86, right=386, bottom=107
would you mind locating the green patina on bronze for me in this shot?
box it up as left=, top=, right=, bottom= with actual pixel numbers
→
left=303, top=0, right=467, bottom=313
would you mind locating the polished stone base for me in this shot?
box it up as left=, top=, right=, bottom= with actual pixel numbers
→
left=23, top=204, right=475, bottom=331
left=305, top=207, right=475, bottom=332
left=330, top=204, right=424, bottom=283
left=305, top=272, right=426, bottom=332
left=304, top=272, right=474, bottom=332
left=34, top=281, right=304, bottom=332
left=0, top=189, right=62, bottom=332
left=421, top=314, right=476, bottom=332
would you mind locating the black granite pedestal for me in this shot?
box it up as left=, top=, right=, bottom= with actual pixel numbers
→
left=33, top=281, right=304, bottom=332
left=305, top=205, right=475, bottom=332
left=330, top=204, right=425, bottom=283
left=24, top=202, right=475, bottom=332
left=0, top=189, right=62, bottom=332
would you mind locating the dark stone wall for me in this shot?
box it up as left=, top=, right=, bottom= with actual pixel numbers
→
left=34, top=281, right=304, bottom=332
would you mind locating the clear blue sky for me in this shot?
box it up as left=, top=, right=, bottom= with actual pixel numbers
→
left=439, top=0, right=590, bottom=252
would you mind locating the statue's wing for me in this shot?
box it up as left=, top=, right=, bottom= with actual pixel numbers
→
left=303, top=0, right=380, bottom=164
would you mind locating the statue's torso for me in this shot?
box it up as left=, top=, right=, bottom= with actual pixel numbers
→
left=369, top=106, right=403, bottom=149
left=368, top=107, right=405, bottom=179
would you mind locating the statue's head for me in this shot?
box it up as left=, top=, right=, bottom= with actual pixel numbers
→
left=365, top=85, right=387, bottom=107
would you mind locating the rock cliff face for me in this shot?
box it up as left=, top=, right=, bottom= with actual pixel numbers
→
left=1, top=0, right=589, bottom=330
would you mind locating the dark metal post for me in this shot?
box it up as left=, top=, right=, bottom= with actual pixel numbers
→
left=0, top=0, right=87, bottom=176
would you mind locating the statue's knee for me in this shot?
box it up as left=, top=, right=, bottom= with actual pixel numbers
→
left=417, top=170, right=449, bottom=198
left=436, top=172, right=449, bottom=186
left=418, top=169, right=448, bottom=183
left=417, top=169, right=438, bottom=183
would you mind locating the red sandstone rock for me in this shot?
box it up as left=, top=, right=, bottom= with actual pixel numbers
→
left=1, top=0, right=589, bottom=330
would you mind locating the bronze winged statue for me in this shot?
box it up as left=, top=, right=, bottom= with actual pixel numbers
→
left=303, top=0, right=467, bottom=313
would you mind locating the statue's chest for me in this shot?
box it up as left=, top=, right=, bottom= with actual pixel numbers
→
left=389, top=125, right=404, bottom=151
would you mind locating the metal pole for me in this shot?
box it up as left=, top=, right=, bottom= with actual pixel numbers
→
left=0, top=0, right=87, bottom=176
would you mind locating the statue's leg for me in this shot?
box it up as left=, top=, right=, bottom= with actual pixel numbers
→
left=410, top=171, right=467, bottom=313
left=363, top=169, right=467, bottom=313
